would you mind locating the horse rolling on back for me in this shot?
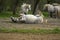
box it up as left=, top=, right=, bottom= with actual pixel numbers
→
left=11, top=14, right=43, bottom=24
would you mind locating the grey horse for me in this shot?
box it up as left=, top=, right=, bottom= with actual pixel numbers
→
left=43, top=4, right=55, bottom=18
left=43, top=4, right=60, bottom=18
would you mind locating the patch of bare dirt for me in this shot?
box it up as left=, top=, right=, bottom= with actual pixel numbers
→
left=0, top=33, right=60, bottom=40
left=0, top=18, right=60, bottom=29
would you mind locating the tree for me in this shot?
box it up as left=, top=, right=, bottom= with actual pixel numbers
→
left=12, top=0, right=19, bottom=15
left=33, top=0, right=40, bottom=15
left=0, top=0, right=4, bottom=13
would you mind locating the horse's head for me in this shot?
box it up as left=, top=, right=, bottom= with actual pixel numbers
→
left=25, top=4, right=31, bottom=11
left=22, top=3, right=31, bottom=10
left=21, top=3, right=31, bottom=14
left=43, top=4, right=50, bottom=11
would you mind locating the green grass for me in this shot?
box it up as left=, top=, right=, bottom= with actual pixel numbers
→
left=0, top=11, right=48, bottom=18
left=0, top=12, right=12, bottom=18
left=0, top=11, right=19, bottom=18
left=42, top=12, right=49, bottom=17
left=0, top=27, right=60, bottom=34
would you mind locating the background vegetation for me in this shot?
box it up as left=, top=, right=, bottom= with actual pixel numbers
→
left=0, top=0, right=60, bottom=17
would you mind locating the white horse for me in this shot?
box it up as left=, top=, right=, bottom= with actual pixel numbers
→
left=43, top=4, right=55, bottom=18
left=11, top=13, right=45, bottom=24
left=21, top=3, right=31, bottom=14
left=43, top=4, right=60, bottom=18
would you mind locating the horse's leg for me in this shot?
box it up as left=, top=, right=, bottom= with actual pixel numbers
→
left=49, top=12, right=53, bottom=18
left=11, top=16, right=19, bottom=23
left=11, top=17, right=17, bottom=22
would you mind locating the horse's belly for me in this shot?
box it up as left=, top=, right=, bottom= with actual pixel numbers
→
left=25, top=15, right=37, bottom=23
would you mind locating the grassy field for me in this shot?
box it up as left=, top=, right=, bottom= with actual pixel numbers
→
left=0, top=27, right=60, bottom=34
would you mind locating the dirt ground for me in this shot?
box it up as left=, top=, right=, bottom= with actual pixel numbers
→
left=0, top=33, right=60, bottom=40
left=0, top=18, right=60, bottom=29
left=0, top=18, right=60, bottom=40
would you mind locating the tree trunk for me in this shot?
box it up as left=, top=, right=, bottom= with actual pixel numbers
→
left=47, top=0, right=51, bottom=4
left=0, top=0, right=4, bottom=13
left=12, top=0, right=19, bottom=15
left=33, top=0, right=40, bottom=15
